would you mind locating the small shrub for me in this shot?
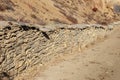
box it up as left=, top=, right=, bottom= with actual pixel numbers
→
left=92, top=7, right=98, bottom=12
left=0, top=0, right=15, bottom=11
left=114, top=5, right=120, bottom=14
left=31, top=14, right=37, bottom=19
left=66, top=15, right=78, bottom=24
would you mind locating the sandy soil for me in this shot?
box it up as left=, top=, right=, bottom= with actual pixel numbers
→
left=34, top=27, right=120, bottom=80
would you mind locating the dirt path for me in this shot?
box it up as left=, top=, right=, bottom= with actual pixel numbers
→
left=34, top=27, right=120, bottom=80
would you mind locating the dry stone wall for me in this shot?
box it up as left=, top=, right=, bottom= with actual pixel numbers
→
left=0, top=21, right=117, bottom=79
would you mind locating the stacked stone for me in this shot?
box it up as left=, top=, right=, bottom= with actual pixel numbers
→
left=0, top=21, right=115, bottom=79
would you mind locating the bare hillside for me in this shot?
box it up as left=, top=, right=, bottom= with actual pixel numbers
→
left=0, top=0, right=120, bottom=25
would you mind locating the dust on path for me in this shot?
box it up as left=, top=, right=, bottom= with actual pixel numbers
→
left=35, top=27, right=120, bottom=80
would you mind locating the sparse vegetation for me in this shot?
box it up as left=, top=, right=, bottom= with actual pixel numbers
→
left=50, top=18, right=68, bottom=24
left=31, top=14, right=37, bottom=19
left=0, top=0, right=15, bottom=11
left=114, top=5, right=120, bottom=14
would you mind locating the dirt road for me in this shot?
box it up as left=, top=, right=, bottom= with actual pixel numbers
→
left=35, top=27, right=120, bottom=80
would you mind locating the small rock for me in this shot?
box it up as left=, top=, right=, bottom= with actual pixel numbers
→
left=0, top=72, right=10, bottom=80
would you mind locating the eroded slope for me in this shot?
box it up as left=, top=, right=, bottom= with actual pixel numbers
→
left=0, top=0, right=120, bottom=25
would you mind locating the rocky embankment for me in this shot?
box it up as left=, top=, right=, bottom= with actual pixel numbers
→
left=0, top=21, right=119, bottom=80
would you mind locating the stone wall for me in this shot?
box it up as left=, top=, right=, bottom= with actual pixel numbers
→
left=0, top=21, right=115, bottom=79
